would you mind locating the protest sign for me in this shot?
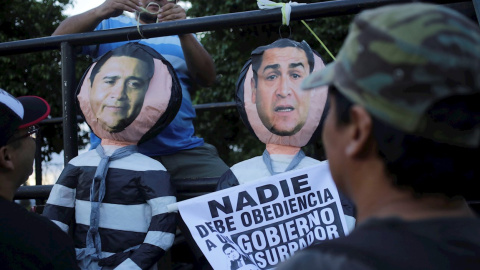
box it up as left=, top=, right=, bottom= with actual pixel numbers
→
left=177, top=162, right=349, bottom=269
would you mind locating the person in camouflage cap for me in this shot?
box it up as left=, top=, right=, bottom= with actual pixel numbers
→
left=277, top=3, right=480, bottom=270
left=303, top=2, right=480, bottom=149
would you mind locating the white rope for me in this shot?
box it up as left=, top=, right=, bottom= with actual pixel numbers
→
left=136, top=1, right=177, bottom=38
left=167, top=202, right=178, bottom=213
left=257, top=0, right=306, bottom=26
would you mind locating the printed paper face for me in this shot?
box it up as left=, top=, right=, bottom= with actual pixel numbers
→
left=77, top=47, right=173, bottom=144
left=241, top=41, right=328, bottom=147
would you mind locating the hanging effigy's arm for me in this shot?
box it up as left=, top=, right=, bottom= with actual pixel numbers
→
left=43, top=164, right=79, bottom=233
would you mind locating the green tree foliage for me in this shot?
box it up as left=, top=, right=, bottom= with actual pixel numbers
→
left=0, top=0, right=90, bottom=161
left=188, top=0, right=352, bottom=165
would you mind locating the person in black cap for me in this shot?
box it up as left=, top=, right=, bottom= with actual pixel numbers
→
left=0, top=88, right=79, bottom=269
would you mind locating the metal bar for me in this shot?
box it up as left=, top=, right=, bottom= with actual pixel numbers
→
left=35, top=130, right=42, bottom=186
left=0, top=0, right=470, bottom=56
left=15, top=185, right=53, bottom=200
left=194, top=101, right=236, bottom=111
left=34, top=131, right=43, bottom=206
left=14, top=179, right=219, bottom=200
left=41, top=115, right=84, bottom=125
left=13, top=184, right=480, bottom=205
left=172, top=178, right=219, bottom=192
left=38, top=102, right=237, bottom=125
left=61, top=42, right=78, bottom=164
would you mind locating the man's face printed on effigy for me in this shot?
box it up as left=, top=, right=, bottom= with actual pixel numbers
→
left=89, top=56, right=151, bottom=133
left=251, top=47, right=312, bottom=136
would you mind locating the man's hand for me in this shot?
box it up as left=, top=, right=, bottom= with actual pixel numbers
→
left=52, top=0, right=143, bottom=35
left=96, top=0, right=143, bottom=20
left=157, top=2, right=186, bottom=22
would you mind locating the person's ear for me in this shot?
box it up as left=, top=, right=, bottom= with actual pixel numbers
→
left=250, top=77, right=256, bottom=104
left=345, top=105, right=374, bottom=158
left=0, top=146, right=15, bottom=171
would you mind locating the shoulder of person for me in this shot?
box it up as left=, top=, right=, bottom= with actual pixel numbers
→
left=230, top=156, right=264, bottom=171
left=216, top=169, right=239, bottom=190
left=276, top=249, right=373, bottom=270
left=231, top=156, right=270, bottom=185
left=297, top=156, right=323, bottom=169
left=99, top=15, right=136, bottom=29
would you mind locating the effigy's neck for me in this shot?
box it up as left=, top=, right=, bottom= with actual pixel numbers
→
left=266, top=144, right=301, bottom=155
left=100, top=140, right=136, bottom=155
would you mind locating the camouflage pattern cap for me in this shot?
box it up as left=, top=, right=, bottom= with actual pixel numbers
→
left=302, top=3, right=480, bottom=148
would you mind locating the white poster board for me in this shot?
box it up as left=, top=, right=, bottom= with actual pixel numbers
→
left=177, top=163, right=349, bottom=269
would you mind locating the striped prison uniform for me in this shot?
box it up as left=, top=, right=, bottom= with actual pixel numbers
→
left=43, top=149, right=176, bottom=269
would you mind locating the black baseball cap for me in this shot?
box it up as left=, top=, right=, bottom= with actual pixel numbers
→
left=0, top=88, right=50, bottom=146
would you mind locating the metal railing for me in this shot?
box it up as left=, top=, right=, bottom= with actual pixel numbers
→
left=30, top=102, right=236, bottom=187
left=1, top=0, right=474, bottom=200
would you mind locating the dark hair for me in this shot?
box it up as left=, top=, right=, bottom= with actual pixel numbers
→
left=329, top=86, right=479, bottom=198
left=89, top=43, right=155, bottom=87
left=222, top=243, right=235, bottom=252
left=251, top=39, right=315, bottom=87
left=329, top=85, right=353, bottom=126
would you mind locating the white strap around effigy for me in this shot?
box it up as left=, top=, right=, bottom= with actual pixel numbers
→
left=257, top=0, right=306, bottom=26
left=167, top=202, right=179, bottom=213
